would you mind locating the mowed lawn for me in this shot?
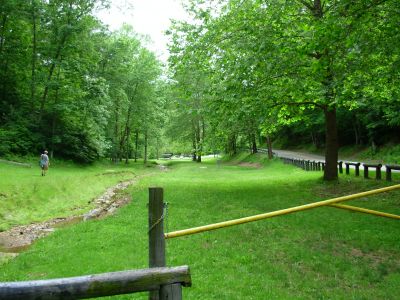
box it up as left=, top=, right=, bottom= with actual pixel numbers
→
left=1, top=156, right=399, bottom=299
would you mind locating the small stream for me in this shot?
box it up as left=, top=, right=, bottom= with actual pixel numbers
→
left=0, top=178, right=137, bottom=258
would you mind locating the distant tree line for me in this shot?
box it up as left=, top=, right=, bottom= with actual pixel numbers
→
left=0, top=0, right=165, bottom=163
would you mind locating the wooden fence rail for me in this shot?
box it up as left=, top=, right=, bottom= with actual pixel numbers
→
left=363, top=164, right=382, bottom=180
left=0, top=187, right=192, bottom=300
left=386, top=165, right=400, bottom=181
left=0, top=266, right=191, bottom=300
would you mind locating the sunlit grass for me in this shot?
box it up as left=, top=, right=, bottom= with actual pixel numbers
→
left=0, top=159, right=157, bottom=231
left=0, top=155, right=399, bottom=299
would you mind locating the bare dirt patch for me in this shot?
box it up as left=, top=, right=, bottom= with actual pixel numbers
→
left=238, top=162, right=262, bottom=168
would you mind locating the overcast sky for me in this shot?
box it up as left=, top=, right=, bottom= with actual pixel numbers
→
left=96, top=0, right=190, bottom=62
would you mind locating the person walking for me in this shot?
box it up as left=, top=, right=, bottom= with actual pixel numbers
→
left=40, top=150, right=50, bottom=176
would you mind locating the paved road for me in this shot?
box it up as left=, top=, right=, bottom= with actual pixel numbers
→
left=272, top=149, right=325, bottom=162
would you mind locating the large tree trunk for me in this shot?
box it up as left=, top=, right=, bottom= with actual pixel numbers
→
left=323, top=107, right=338, bottom=180
left=266, top=135, right=273, bottom=159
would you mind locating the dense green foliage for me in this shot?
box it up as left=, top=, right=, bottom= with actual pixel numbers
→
left=0, top=0, right=165, bottom=163
left=1, top=0, right=399, bottom=170
left=167, top=0, right=400, bottom=178
left=1, top=156, right=399, bottom=298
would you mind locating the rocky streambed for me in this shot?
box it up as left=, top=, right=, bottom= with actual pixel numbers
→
left=0, top=178, right=137, bottom=258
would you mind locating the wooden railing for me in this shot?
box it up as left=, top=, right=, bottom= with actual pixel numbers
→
left=0, top=266, right=191, bottom=300
left=0, top=188, right=192, bottom=300
left=278, top=156, right=399, bottom=181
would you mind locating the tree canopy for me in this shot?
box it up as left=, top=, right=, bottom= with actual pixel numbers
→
left=1, top=0, right=399, bottom=176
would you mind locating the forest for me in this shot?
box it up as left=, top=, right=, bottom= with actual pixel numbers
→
left=1, top=0, right=399, bottom=181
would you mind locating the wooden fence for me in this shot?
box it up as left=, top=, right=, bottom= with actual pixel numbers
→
left=279, top=157, right=400, bottom=181
left=0, top=266, right=191, bottom=300
left=0, top=187, right=192, bottom=300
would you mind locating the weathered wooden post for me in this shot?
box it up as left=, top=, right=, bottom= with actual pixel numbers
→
left=338, top=161, right=343, bottom=174
left=386, top=165, right=392, bottom=181
left=149, top=187, right=165, bottom=300
left=345, top=163, right=350, bottom=175
left=376, top=164, right=382, bottom=180
left=355, top=163, right=360, bottom=176
left=364, top=165, right=369, bottom=179
left=149, top=187, right=182, bottom=300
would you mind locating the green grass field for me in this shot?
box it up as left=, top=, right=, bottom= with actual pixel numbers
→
left=0, top=159, right=157, bottom=231
left=1, top=155, right=400, bottom=299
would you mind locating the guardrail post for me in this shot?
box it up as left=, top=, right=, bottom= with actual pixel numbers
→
left=376, top=164, right=382, bottom=180
left=338, top=161, right=343, bottom=174
left=386, top=166, right=392, bottom=181
left=364, top=165, right=369, bottom=179
left=149, top=188, right=183, bottom=300
left=355, top=163, right=360, bottom=176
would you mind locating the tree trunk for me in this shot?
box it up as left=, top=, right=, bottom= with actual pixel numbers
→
left=39, top=35, right=67, bottom=121
left=156, top=137, right=159, bottom=160
left=0, top=14, right=7, bottom=55
left=30, top=0, right=37, bottom=107
left=266, top=136, right=273, bottom=159
left=323, top=107, right=338, bottom=180
left=134, top=130, right=139, bottom=162
left=144, top=131, right=148, bottom=164
left=227, top=134, right=237, bottom=155
left=192, top=137, right=197, bottom=161
left=50, top=66, right=61, bottom=159
left=251, top=133, right=257, bottom=154
left=196, top=120, right=202, bottom=163
left=112, top=106, right=119, bottom=163
left=125, top=127, right=130, bottom=164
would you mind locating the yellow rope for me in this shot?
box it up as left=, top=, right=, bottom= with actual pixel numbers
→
left=165, top=184, right=400, bottom=239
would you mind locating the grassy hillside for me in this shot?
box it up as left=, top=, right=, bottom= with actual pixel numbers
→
left=1, top=155, right=399, bottom=299
left=0, top=159, right=158, bottom=231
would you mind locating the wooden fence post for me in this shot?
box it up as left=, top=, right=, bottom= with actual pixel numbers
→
left=338, top=161, right=343, bottom=174
left=386, top=166, right=392, bottom=181
left=355, top=163, right=360, bottom=176
left=149, top=187, right=166, bottom=300
left=149, top=188, right=182, bottom=300
left=364, top=165, right=369, bottom=179
left=376, top=164, right=382, bottom=180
